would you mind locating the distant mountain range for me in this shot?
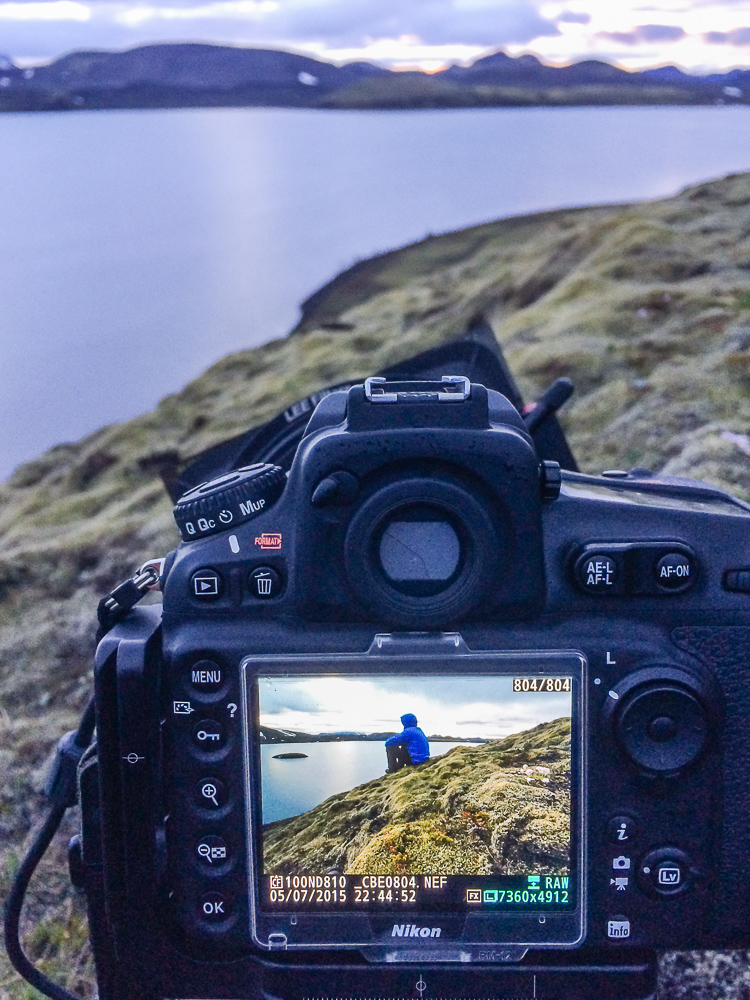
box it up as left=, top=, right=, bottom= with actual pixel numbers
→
left=259, top=726, right=488, bottom=744
left=1, top=42, right=749, bottom=112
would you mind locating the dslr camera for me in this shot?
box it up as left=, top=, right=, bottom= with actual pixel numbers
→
left=8, top=334, right=750, bottom=1000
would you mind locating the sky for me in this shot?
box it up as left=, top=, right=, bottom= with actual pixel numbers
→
left=257, top=674, right=572, bottom=740
left=4, top=0, right=750, bottom=70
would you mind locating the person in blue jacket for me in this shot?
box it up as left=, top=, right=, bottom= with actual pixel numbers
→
left=385, top=713, right=430, bottom=773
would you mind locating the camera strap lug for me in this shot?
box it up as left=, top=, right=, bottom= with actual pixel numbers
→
left=97, top=559, right=165, bottom=638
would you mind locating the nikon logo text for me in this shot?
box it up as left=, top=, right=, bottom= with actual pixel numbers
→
left=391, top=924, right=442, bottom=938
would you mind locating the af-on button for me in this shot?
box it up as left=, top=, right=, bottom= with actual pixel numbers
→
left=655, top=552, right=694, bottom=593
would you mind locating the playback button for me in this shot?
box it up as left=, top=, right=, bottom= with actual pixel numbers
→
left=191, top=568, right=223, bottom=600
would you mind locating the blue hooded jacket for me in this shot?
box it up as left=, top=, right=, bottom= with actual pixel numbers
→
left=385, top=713, right=430, bottom=764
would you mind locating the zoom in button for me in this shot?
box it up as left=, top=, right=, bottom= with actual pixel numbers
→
left=194, top=777, right=227, bottom=810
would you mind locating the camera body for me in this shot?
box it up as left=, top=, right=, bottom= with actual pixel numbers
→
left=77, top=376, right=750, bottom=1000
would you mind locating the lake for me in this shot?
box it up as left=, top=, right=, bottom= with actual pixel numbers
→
left=2, top=105, right=750, bottom=479
left=260, top=740, right=473, bottom=824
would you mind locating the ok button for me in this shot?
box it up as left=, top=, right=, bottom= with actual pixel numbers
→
left=192, top=719, right=226, bottom=750
left=198, top=892, right=232, bottom=922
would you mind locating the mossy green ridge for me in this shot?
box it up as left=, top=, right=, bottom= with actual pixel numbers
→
left=4, top=170, right=750, bottom=995
left=316, top=74, right=701, bottom=110
left=264, top=718, right=570, bottom=877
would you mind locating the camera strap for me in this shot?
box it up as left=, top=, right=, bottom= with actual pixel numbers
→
left=161, top=320, right=578, bottom=504
left=96, top=559, right=165, bottom=641
left=3, top=699, right=96, bottom=1000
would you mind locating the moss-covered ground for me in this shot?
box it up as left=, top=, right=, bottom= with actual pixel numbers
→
left=264, top=719, right=571, bottom=877
left=5, top=171, right=750, bottom=995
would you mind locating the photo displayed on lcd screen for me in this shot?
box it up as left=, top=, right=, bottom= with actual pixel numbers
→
left=256, top=673, right=574, bottom=912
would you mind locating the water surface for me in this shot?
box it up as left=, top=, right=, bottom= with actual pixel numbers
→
left=2, top=105, right=750, bottom=478
left=260, top=740, right=472, bottom=823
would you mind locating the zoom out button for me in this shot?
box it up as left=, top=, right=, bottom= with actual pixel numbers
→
left=196, top=835, right=229, bottom=867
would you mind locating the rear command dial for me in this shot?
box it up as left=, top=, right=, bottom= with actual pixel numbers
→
left=173, top=464, right=286, bottom=541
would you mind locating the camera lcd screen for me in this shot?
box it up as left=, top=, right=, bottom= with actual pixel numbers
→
left=252, top=672, right=576, bottom=916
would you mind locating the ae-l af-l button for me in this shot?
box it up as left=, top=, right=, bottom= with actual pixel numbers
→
left=575, top=552, right=621, bottom=594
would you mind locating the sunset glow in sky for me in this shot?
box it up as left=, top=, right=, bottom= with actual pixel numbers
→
left=4, top=0, right=750, bottom=72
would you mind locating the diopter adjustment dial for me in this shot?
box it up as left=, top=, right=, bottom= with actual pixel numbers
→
left=173, top=464, right=286, bottom=541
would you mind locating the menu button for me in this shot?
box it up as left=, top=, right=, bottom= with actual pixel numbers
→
left=190, top=660, right=224, bottom=693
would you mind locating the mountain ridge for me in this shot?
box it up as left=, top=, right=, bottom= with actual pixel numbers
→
left=1, top=42, right=749, bottom=111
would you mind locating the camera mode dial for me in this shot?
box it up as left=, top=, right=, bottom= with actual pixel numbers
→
left=173, top=464, right=286, bottom=541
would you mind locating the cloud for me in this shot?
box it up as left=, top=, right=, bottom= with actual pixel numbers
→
left=598, top=23, right=686, bottom=46
left=0, top=0, right=89, bottom=19
left=251, top=0, right=561, bottom=50
left=4, top=0, right=561, bottom=65
left=115, top=0, right=275, bottom=26
left=258, top=675, right=571, bottom=741
left=704, top=27, right=750, bottom=45
left=557, top=10, right=589, bottom=24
